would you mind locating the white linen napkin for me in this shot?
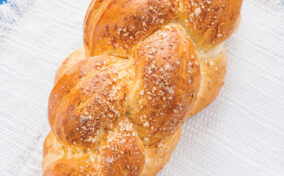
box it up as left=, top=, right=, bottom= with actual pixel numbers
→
left=0, top=0, right=283, bottom=175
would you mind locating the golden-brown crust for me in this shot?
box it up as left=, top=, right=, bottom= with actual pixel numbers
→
left=49, top=56, right=133, bottom=147
left=43, top=158, right=99, bottom=176
left=45, top=118, right=146, bottom=176
left=189, top=45, right=227, bottom=116
left=127, top=23, right=200, bottom=145
left=99, top=119, right=145, bottom=176
left=43, top=123, right=181, bottom=176
left=179, top=0, right=243, bottom=50
left=55, top=47, right=85, bottom=83
left=84, top=0, right=243, bottom=57
left=140, top=127, right=182, bottom=176
left=44, top=0, right=243, bottom=175
left=84, top=0, right=179, bottom=57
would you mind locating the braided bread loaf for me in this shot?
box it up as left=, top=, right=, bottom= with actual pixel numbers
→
left=43, top=0, right=243, bottom=175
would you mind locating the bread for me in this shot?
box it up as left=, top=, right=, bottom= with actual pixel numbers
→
left=43, top=0, right=243, bottom=175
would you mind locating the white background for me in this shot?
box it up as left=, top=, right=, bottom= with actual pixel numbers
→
left=0, top=0, right=284, bottom=175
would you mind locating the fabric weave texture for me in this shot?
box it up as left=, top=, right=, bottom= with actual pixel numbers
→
left=0, top=0, right=283, bottom=175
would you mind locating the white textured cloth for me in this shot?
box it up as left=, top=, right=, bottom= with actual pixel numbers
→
left=0, top=0, right=284, bottom=175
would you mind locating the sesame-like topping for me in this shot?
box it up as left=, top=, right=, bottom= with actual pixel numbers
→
left=45, top=0, right=242, bottom=174
left=194, top=8, right=202, bottom=16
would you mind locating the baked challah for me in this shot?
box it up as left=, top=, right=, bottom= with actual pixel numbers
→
left=43, top=0, right=243, bottom=175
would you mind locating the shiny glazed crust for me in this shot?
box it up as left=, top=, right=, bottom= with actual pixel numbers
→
left=43, top=0, right=243, bottom=175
